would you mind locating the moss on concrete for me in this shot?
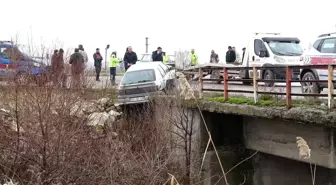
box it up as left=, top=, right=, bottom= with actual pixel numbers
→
left=197, top=99, right=336, bottom=126
left=208, top=97, right=287, bottom=107
left=153, top=95, right=336, bottom=126
left=207, top=96, right=329, bottom=110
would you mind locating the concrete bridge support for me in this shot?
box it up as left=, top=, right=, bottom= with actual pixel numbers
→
left=153, top=102, right=336, bottom=185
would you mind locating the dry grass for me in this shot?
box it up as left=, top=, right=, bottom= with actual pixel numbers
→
left=296, top=136, right=316, bottom=185
left=0, top=41, right=181, bottom=184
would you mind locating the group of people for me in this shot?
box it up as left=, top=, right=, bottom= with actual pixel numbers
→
left=50, top=44, right=246, bottom=88
left=50, top=44, right=90, bottom=88
left=209, top=46, right=246, bottom=65
left=206, top=46, right=246, bottom=80
left=50, top=45, right=138, bottom=88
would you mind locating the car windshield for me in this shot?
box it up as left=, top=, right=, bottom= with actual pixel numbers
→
left=267, top=41, right=303, bottom=56
left=121, top=69, right=156, bottom=85
left=140, top=54, right=152, bottom=62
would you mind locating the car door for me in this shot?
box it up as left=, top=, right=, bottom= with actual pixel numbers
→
left=0, top=46, right=14, bottom=78
left=247, top=39, right=268, bottom=78
left=156, top=65, right=166, bottom=90
left=159, top=63, right=171, bottom=79
left=252, top=39, right=268, bottom=65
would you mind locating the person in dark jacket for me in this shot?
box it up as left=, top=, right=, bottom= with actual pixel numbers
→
left=69, top=48, right=84, bottom=88
left=93, top=48, right=103, bottom=81
left=226, top=46, right=236, bottom=63
left=152, top=47, right=164, bottom=62
left=51, top=50, right=59, bottom=85
left=123, top=46, right=138, bottom=71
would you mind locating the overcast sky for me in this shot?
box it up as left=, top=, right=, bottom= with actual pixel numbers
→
left=1, top=0, right=336, bottom=64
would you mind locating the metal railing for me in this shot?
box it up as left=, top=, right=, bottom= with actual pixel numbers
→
left=193, top=64, right=335, bottom=109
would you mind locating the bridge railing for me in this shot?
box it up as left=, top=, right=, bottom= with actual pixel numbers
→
left=193, top=64, right=336, bottom=109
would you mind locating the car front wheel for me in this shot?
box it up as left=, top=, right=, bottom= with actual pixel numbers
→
left=301, top=72, right=320, bottom=94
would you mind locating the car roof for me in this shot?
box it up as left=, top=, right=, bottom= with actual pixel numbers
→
left=0, top=43, right=14, bottom=47
left=127, top=62, right=166, bottom=72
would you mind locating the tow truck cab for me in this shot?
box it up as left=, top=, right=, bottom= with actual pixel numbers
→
left=234, top=33, right=304, bottom=86
left=0, top=41, right=47, bottom=81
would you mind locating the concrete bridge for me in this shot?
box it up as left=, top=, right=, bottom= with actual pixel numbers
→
left=152, top=97, right=336, bottom=185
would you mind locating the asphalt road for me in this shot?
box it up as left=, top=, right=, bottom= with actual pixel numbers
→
left=91, top=75, right=328, bottom=99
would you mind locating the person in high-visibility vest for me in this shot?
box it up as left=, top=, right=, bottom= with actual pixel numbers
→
left=110, top=51, right=119, bottom=85
left=163, top=52, right=169, bottom=63
left=190, top=49, right=198, bottom=66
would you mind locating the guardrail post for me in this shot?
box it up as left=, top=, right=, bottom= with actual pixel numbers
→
left=199, top=66, right=203, bottom=98
left=328, top=64, right=334, bottom=109
left=286, top=67, right=292, bottom=109
left=253, top=67, right=258, bottom=103
left=224, top=67, right=229, bottom=100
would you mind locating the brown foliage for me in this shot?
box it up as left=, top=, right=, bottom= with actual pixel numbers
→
left=0, top=83, right=180, bottom=185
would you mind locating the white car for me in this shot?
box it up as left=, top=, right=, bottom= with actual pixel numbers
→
left=117, top=62, right=176, bottom=105
left=300, top=32, right=336, bottom=94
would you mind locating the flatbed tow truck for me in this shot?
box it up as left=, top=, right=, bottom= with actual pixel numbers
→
left=181, top=32, right=304, bottom=86
left=181, top=63, right=236, bottom=83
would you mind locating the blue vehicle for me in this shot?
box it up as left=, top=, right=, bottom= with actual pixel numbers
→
left=0, top=41, right=49, bottom=85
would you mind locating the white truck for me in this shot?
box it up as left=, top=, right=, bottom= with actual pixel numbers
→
left=184, top=33, right=304, bottom=86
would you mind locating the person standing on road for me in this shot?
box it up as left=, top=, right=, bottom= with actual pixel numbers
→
left=190, top=49, right=198, bottom=66
left=123, top=46, right=138, bottom=71
left=110, top=51, right=119, bottom=85
left=152, top=47, right=164, bottom=62
left=190, top=49, right=199, bottom=81
left=69, top=48, right=84, bottom=88
left=210, top=50, right=219, bottom=63
left=51, top=49, right=59, bottom=85
left=210, top=50, right=220, bottom=83
left=226, top=46, right=236, bottom=64
left=163, top=52, right=169, bottom=64
left=232, top=46, right=241, bottom=64
left=55, top=48, right=66, bottom=88
left=78, top=44, right=88, bottom=87
left=93, top=48, right=103, bottom=82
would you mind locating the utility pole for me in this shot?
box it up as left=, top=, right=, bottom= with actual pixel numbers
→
left=145, top=37, right=149, bottom=53
left=105, top=44, right=110, bottom=73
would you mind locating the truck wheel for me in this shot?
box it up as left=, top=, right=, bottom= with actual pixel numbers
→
left=242, top=79, right=252, bottom=85
left=263, top=70, right=275, bottom=87
left=217, top=76, right=223, bottom=84
left=240, top=70, right=252, bottom=85
left=301, top=72, right=320, bottom=94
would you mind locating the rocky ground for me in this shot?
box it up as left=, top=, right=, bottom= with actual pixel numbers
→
left=0, top=96, right=123, bottom=137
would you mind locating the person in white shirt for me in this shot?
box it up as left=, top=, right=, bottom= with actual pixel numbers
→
left=78, top=44, right=88, bottom=87
left=232, top=46, right=241, bottom=64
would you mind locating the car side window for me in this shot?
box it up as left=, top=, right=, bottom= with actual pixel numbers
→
left=254, top=39, right=267, bottom=56
left=320, top=38, right=336, bottom=53
left=157, top=66, right=165, bottom=78
left=159, top=63, right=169, bottom=73
left=313, top=39, right=321, bottom=50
